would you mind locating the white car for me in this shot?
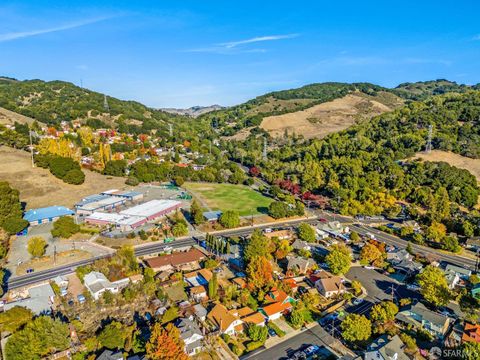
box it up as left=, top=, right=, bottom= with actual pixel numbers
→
left=407, top=284, right=420, bottom=291
left=364, top=265, right=375, bottom=270
left=353, top=298, right=364, bottom=305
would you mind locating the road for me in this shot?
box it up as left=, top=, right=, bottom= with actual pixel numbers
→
left=349, top=224, right=478, bottom=271
left=6, top=217, right=319, bottom=290
left=7, top=211, right=478, bottom=290
left=242, top=324, right=342, bottom=360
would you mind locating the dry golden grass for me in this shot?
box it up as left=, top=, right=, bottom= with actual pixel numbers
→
left=0, top=107, right=37, bottom=126
left=0, top=146, right=128, bottom=209
left=261, top=92, right=403, bottom=139
left=413, top=150, right=480, bottom=182
left=17, top=250, right=91, bottom=275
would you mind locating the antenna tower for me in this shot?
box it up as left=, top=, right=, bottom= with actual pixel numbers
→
left=262, top=137, right=267, bottom=160
left=103, top=95, right=110, bottom=113
left=425, top=125, right=433, bottom=153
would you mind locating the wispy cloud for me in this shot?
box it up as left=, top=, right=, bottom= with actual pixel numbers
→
left=472, top=34, right=480, bottom=41
left=0, top=16, right=115, bottom=42
left=218, top=33, right=298, bottom=48
left=185, top=33, right=298, bottom=54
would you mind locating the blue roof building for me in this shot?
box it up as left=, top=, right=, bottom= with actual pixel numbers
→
left=23, top=206, right=74, bottom=226
left=203, top=210, right=222, bottom=222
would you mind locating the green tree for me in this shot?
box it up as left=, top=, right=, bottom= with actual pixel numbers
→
left=341, top=314, right=372, bottom=342
left=190, top=200, right=204, bottom=225
left=97, top=321, right=129, bottom=350
left=171, top=222, right=188, bottom=236
left=0, top=306, right=33, bottom=333
left=350, top=231, right=360, bottom=242
left=219, top=210, right=240, bottom=229
left=208, top=273, right=218, bottom=299
left=63, top=169, right=85, bottom=185
left=174, top=176, right=185, bottom=187
left=351, top=280, right=362, bottom=296
left=462, top=341, right=480, bottom=360
left=27, top=236, right=47, bottom=257
left=297, top=223, right=316, bottom=243
left=325, top=244, right=351, bottom=275
left=425, top=221, right=447, bottom=243
left=5, top=316, right=70, bottom=360
left=416, top=265, right=451, bottom=307
left=247, top=324, right=268, bottom=343
left=51, top=216, right=80, bottom=238
left=1, top=216, right=28, bottom=235
left=268, top=201, right=288, bottom=219
left=244, top=230, right=271, bottom=262
left=161, top=306, right=179, bottom=324
left=103, top=160, right=127, bottom=177
left=0, top=182, right=27, bottom=234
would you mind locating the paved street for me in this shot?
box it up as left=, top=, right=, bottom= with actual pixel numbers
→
left=243, top=324, right=343, bottom=360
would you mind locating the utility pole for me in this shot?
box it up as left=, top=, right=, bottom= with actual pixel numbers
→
left=53, top=245, right=57, bottom=265
left=425, top=125, right=433, bottom=153
left=391, top=284, right=395, bottom=303
left=29, top=128, right=35, bottom=168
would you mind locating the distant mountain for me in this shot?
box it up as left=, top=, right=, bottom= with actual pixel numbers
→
left=161, top=105, right=225, bottom=117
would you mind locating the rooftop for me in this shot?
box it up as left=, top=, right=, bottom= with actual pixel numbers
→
left=145, top=248, right=206, bottom=269
left=365, top=335, right=409, bottom=360
left=4, top=283, right=54, bottom=315
left=120, top=199, right=181, bottom=217
left=203, top=210, right=222, bottom=221
left=23, top=206, right=74, bottom=222
left=77, top=196, right=125, bottom=211
left=208, top=303, right=239, bottom=332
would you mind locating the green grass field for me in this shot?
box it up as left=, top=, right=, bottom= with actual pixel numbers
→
left=184, top=182, right=273, bottom=216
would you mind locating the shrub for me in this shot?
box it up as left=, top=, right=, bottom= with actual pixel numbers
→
left=246, top=341, right=263, bottom=352
left=51, top=216, right=80, bottom=238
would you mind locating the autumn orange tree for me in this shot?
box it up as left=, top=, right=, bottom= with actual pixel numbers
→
left=247, top=255, right=274, bottom=291
left=146, top=323, right=188, bottom=360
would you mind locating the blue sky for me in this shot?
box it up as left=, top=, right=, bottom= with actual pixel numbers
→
left=1, top=1, right=479, bottom=107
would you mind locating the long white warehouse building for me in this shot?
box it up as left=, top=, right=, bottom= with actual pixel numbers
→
left=119, top=199, right=182, bottom=220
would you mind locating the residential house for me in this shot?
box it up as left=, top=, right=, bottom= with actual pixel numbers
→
left=462, top=323, right=480, bottom=344
left=291, top=239, right=312, bottom=252
left=193, top=303, right=208, bottom=322
left=260, top=289, right=295, bottom=321
left=445, top=271, right=460, bottom=289
left=466, top=237, right=480, bottom=252
left=207, top=303, right=243, bottom=335
left=286, top=255, right=316, bottom=275
left=319, top=221, right=349, bottom=240
left=364, top=334, right=409, bottom=360
left=445, top=264, right=472, bottom=280
left=144, top=248, right=206, bottom=272
left=387, top=249, right=423, bottom=275
left=231, top=307, right=266, bottom=327
left=175, top=317, right=204, bottom=355
left=310, top=270, right=345, bottom=298
left=471, top=284, right=480, bottom=299
left=395, top=302, right=451, bottom=339
left=184, top=268, right=213, bottom=286
left=232, top=277, right=247, bottom=289
left=190, top=286, right=208, bottom=302
left=97, top=350, right=124, bottom=360
left=84, top=271, right=130, bottom=300
left=402, top=220, right=421, bottom=232
left=264, top=230, right=292, bottom=240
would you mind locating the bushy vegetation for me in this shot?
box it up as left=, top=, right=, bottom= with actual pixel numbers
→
left=35, top=153, right=85, bottom=184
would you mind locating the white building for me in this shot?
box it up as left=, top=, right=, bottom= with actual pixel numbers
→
left=84, top=271, right=130, bottom=300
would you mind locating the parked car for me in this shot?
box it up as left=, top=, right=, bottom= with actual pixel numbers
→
left=298, top=286, right=308, bottom=295
left=406, top=284, right=420, bottom=291
left=303, top=345, right=320, bottom=356
left=26, top=268, right=34, bottom=273
left=364, top=265, right=375, bottom=270
left=268, top=328, right=277, bottom=337
left=353, top=298, right=364, bottom=305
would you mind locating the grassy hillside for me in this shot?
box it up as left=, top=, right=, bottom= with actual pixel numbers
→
left=0, top=78, right=210, bottom=139
left=201, top=82, right=400, bottom=136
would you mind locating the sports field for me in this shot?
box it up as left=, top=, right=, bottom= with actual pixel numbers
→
left=184, top=182, right=273, bottom=216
